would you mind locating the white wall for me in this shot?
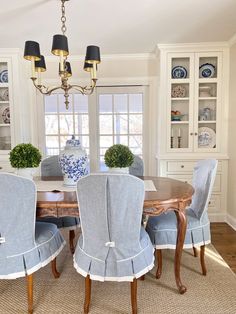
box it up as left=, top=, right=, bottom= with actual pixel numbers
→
left=227, top=43, right=236, bottom=224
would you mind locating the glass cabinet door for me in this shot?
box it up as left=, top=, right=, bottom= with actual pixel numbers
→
left=167, top=53, right=194, bottom=152
left=194, top=53, right=221, bottom=152
left=0, top=60, right=11, bottom=153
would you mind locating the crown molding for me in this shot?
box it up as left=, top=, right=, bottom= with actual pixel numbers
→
left=157, top=41, right=229, bottom=51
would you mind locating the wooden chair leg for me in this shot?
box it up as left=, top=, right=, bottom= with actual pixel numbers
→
left=51, top=258, right=60, bottom=278
left=200, top=245, right=207, bottom=275
left=26, top=274, right=33, bottom=314
left=130, top=278, right=137, bottom=314
left=193, top=247, right=198, bottom=257
left=69, top=230, right=75, bottom=254
left=155, top=249, right=162, bottom=279
left=84, top=275, right=91, bottom=314
left=139, top=275, right=145, bottom=281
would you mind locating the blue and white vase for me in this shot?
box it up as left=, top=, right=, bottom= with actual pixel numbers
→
left=59, top=135, right=88, bottom=186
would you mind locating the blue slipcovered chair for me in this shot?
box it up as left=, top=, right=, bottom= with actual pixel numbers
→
left=39, top=155, right=80, bottom=253
left=146, top=159, right=218, bottom=278
left=73, top=173, right=154, bottom=314
left=0, top=173, right=65, bottom=314
left=129, top=155, right=144, bottom=176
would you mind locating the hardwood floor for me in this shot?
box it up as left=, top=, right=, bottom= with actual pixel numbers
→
left=211, top=222, right=236, bottom=274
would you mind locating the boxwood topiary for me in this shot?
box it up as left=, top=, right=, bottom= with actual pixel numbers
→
left=9, top=143, right=42, bottom=168
left=104, top=144, right=134, bottom=168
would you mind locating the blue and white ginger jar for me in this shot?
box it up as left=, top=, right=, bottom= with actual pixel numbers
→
left=59, top=135, right=88, bottom=186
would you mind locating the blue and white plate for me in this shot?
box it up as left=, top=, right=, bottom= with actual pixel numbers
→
left=199, top=63, right=215, bottom=78
left=172, top=66, right=187, bottom=79
left=0, top=70, right=8, bottom=83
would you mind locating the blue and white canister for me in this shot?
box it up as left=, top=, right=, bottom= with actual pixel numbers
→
left=59, top=135, right=88, bottom=186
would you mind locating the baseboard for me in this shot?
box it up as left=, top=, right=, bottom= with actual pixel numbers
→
left=209, top=213, right=226, bottom=222
left=226, top=214, right=236, bottom=231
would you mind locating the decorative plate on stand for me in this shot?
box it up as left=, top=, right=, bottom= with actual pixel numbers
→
left=199, top=63, right=215, bottom=78
left=198, top=127, right=216, bottom=148
left=0, top=70, right=8, bottom=83
left=172, top=66, right=187, bottom=79
left=171, top=85, right=186, bottom=98
left=2, top=106, right=10, bottom=124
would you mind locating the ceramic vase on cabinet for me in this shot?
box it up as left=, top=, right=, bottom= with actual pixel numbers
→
left=59, top=135, right=88, bottom=186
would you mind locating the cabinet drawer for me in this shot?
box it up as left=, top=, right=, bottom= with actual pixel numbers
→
left=167, top=173, right=221, bottom=192
left=208, top=195, right=221, bottom=213
left=167, top=160, right=222, bottom=173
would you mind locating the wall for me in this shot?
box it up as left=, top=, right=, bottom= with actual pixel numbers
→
left=227, top=43, right=236, bottom=227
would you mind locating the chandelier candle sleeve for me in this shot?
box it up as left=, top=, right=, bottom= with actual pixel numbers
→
left=23, top=0, right=101, bottom=110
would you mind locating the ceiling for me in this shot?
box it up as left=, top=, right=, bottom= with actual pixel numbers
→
left=1, top=0, right=236, bottom=55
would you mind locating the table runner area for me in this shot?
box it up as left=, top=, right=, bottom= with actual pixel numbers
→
left=34, top=179, right=157, bottom=192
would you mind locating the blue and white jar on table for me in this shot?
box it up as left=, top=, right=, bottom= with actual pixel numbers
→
left=59, top=135, right=88, bottom=186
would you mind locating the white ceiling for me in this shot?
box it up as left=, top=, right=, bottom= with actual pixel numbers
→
left=1, top=0, right=236, bottom=55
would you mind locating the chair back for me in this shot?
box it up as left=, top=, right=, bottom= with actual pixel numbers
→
left=41, top=155, right=62, bottom=176
left=129, top=155, right=144, bottom=176
left=77, top=173, right=145, bottom=261
left=190, top=159, right=218, bottom=219
left=0, top=173, right=36, bottom=258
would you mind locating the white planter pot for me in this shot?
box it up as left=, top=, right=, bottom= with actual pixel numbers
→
left=16, top=168, right=35, bottom=180
left=59, top=136, right=88, bottom=186
left=108, top=167, right=129, bottom=173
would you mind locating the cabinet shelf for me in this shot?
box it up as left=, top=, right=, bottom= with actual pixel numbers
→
left=198, top=120, right=216, bottom=124
left=199, top=97, right=217, bottom=100
left=171, top=78, right=190, bottom=84
left=0, top=124, right=10, bottom=127
left=171, top=121, right=189, bottom=124
left=198, top=78, right=218, bottom=83
left=171, top=97, right=189, bottom=101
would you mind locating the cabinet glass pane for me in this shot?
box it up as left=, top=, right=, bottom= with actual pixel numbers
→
left=0, top=62, right=8, bottom=83
left=170, top=125, right=189, bottom=149
left=0, top=63, right=10, bottom=150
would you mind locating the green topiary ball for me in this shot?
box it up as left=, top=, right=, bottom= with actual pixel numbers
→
left=9, top=143, right=42, bottom=168
left=104, top=144, right=134, bottom=168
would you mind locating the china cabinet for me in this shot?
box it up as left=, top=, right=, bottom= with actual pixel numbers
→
left=0, top=50, right=22, bottom=173
left=157, top=44, right=229, bottom=221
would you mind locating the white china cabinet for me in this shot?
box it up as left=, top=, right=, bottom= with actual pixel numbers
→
left=157, top=44, right=229, bottom=221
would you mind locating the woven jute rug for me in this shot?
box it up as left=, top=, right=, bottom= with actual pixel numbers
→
left=0, top=230, right=236, bottom=314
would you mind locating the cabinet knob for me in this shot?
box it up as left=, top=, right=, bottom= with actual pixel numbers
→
left=190, top=132, right=193, bottom=135
left=194, top=132, right=198, bottom=136
left=0, top=167, right=2, bottom=170
left=181, top=165, right=184, bottom=168
left=208, top=201, right=211, bottom=205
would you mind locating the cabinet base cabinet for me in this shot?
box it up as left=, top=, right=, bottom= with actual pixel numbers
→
left=158, top=159, right=228, bottom=222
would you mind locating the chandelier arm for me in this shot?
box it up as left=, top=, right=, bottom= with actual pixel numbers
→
left=31, top=78, right=63, bottom=95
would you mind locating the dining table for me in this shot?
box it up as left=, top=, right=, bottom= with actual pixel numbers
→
left=36, top=175, right=194, bottom=294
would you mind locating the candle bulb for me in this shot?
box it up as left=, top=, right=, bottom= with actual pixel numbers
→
left=178, top=128, right=181, bottom=137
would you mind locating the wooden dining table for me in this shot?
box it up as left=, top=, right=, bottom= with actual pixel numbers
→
left=36, top=175, right=194, bottom=294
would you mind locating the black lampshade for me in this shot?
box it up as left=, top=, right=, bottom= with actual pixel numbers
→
left=24, top=41, right=41, bottom=61
left=35, top=55, right=46, bottom=72
left=85, top=45, right=101, bottom=64
left=83, top=61, right=93, bottom=72
left=51, top=34, right=69, bottom=56
left=65, top=62, right=72, bottom=77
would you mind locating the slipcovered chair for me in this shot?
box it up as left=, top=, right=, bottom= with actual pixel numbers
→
left=39, top=155, right=80, bottom=253
left=0, top=173, right=65, bottom=314
left=146, top=159, right=218, bottom=278
left=73, top=173, right=154, bottom=314
left=129, top=155, right=144, bottom=177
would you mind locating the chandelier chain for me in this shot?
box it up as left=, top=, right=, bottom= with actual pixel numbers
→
left=61, top=0, right=67, bottom=35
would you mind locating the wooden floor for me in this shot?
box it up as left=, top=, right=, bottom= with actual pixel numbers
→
left=211, top=222, right=236, bottom=274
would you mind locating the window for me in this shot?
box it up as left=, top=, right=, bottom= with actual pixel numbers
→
left=43, top=86, right=147, bottom=172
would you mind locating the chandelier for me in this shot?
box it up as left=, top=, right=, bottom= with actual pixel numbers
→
left=23, top=0, right=101, bottom=109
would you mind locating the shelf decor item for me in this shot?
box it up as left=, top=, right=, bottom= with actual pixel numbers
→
left=0, top=88, right=9, bottom=101
left=104, top=144, right=134, bottom=173
left=171, top=85, right=186, bottom=98
left=199, top=63, right=215, bottom=78
left=2, top=106, right=10, bottom=124
left=23, top=0, right=101, bottom=110
left=59, top=135, right=88, bottom=186
left=198, top=127, right=216, bottom=148
left=0, top=69, right=8, bottom=83
left=9, top=143, right=42, bottom=179
left=172, top=66, right=187, bottom=79
left=199, top=86, right=211, bottom=97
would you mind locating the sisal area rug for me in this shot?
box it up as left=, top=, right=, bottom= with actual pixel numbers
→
left=0, top=231, right=236, bottom=314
